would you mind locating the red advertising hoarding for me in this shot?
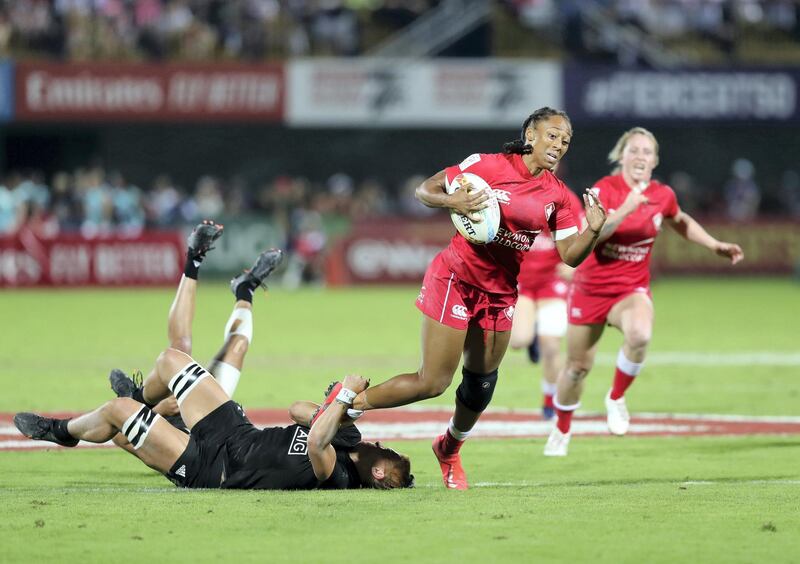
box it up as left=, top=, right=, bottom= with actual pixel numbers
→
left=0, top=230, right=184, bottom=287
left=327, top=218, right=799, bottom=285
left=15, top=63, right=284, bottom=122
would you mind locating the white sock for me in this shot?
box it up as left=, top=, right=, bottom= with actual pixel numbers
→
left=553, top=396, right=581, bottom=411
left=541, top=380, right=557, bottom=396
left=617, top=349, right=644, bottom=376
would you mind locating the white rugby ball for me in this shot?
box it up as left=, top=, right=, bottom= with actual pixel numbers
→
left=446, top=172, right=501, bottom=245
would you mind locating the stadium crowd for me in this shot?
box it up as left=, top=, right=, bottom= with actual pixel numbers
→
left=1, top=159, right=797, bottom=241
left=2, top=0, right=798, bottom=61
left=0, top=0, right=437, bottom=59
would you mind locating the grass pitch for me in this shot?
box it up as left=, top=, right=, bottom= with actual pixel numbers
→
left=1, top=278, right=799, bottom=563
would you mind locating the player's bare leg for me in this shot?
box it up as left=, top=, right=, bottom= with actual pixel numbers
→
left=544, top=323, right=604, bottom=456
left=536, top=297, right=569, bottom=420
left=604, top=293, right=654, bottom=435
left=14, top=397, right=189, bottom=473
left=136, top=348, right=229, bottom=429
left=352, top=315, right=467, bottom=410
left=430, top=326, right=510, bottom=490
left=205, top=301, right=251, bottom=398
left=206, top=248, right=284, bottom=398
left=509, top=296, right=536, bottom=350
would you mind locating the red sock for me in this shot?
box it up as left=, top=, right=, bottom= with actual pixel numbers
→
left=440, top=429, right=465, bottom=456
left=555, top=409, right=573, bottom=434
left=543, top=394, right=555, bottom=409
left=610, top=367, right=636, bottom=400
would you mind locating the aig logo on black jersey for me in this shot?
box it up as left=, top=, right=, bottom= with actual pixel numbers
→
left=288, top=426, right=309, bottom=456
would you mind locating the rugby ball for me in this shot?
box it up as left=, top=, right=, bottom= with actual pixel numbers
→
left=446, top=172, right=501, bottom=245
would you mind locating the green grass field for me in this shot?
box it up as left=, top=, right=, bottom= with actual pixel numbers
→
left=1, top=278, right=799, bottom=563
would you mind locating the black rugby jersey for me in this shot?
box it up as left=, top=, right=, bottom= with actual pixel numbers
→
left=219, top=423, right=362, bottom=490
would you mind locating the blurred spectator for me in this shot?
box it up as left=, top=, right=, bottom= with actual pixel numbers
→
left=0, top=176, right=19, bottom=234
left=398, top=174, right=438, bottom=217
left=80, top=167, right=115, bottom=237
left=194, top=175, right=225, bottom=220
left=723, top=158, right=761, bottom=221
left=146, top=174, right=182, bottom=226
left=668, top=170, right=702, bottom=215
left=109, top=171, right=145, bottom=235
left=777, top=169, right=800, bottom=219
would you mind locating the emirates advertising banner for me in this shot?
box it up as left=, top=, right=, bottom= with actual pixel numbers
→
left=0, top=231, right=184, bottom=287
left=15, top=63, right=284, bottom=122
left=564, top=65, right=799, bottom=122
left=287, top=59, right=562, bottom=127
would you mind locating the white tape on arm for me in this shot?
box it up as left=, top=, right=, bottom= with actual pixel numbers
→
left=335, top=388, right=357, bottom=406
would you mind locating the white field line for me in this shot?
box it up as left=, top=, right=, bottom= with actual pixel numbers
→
left=592, top=351, right=800, bottom=367
left=463, top=480, right=800, bottom=489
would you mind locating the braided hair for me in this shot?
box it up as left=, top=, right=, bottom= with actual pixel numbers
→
left=502, top=107, right=571, bottom=155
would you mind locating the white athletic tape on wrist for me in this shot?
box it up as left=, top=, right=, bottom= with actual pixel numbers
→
left=122, top=406, right=162, bottom=450
left=335, top=388, right=357, bottom=405
left=224, top=308, right=253, bottom=344
left=617, top=349, right=644, bottom=376
left=168, top=362, right=211, bottom=406
left=208, top=361, right=241, bottom=398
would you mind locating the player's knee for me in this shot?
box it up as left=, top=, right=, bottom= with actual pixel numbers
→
left=170, top=337, right=192, bottom=355
left=625, top=328, right=651, bottom=351
left=566, top=363, right=591, bottom=382
left=156, top=348, right=191, bottom=380
left=539, top=338, right=561, bottom=360
left=105, top=397, right=142, bottom=426
left=455, top=367, right=498, bottom=412
left=418, top=375, right=451, bottom=399
left=509, top=330, right=533, bottom=350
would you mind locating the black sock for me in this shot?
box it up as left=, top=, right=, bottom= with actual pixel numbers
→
left=184, top=255, right=201, bottom=280
left=131, top=386, right=155, bottom=408
left=53, top=419, right=74, bottom=442
left=235, top=282, right=255, bottom=304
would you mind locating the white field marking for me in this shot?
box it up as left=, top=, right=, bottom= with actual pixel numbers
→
left=593, top=351, right=800, bottom=366
left=365, top=406, right=800, bottom=422
left=355, top=420, right=715, bottom=439
left=464, top=480, right=800, bottom=488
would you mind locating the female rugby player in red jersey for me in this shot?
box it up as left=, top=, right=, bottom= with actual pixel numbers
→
left=345, top=107, right=607, bottom=489
left=544, top=127, right=744, bottom=457
left=510, top=188, right=583, bottom=420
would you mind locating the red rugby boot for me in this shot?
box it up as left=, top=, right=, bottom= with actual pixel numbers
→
left=432, top=433, right=468, bottom=490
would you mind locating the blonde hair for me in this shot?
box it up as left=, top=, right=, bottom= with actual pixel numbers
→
left=607, top=127, right=660, bottom=174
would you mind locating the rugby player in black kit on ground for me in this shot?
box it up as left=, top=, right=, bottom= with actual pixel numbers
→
left=14, top=221, right=413, bottom=490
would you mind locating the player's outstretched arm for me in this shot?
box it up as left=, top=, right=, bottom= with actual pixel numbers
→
left=665, top=212, right=744, bottom=264
left=307, top=375, right=369, bottom=481
left=555, top=189, right=607, bottom=267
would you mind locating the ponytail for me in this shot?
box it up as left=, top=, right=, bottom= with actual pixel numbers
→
left=502, top=140, right=532, bottom=155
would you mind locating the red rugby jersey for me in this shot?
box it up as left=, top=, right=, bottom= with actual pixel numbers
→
left=517, top=188, right=584, bottom=289
left=442, top=152, right=578, bottom=295
left=573, top=174, right=680, bottom=296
